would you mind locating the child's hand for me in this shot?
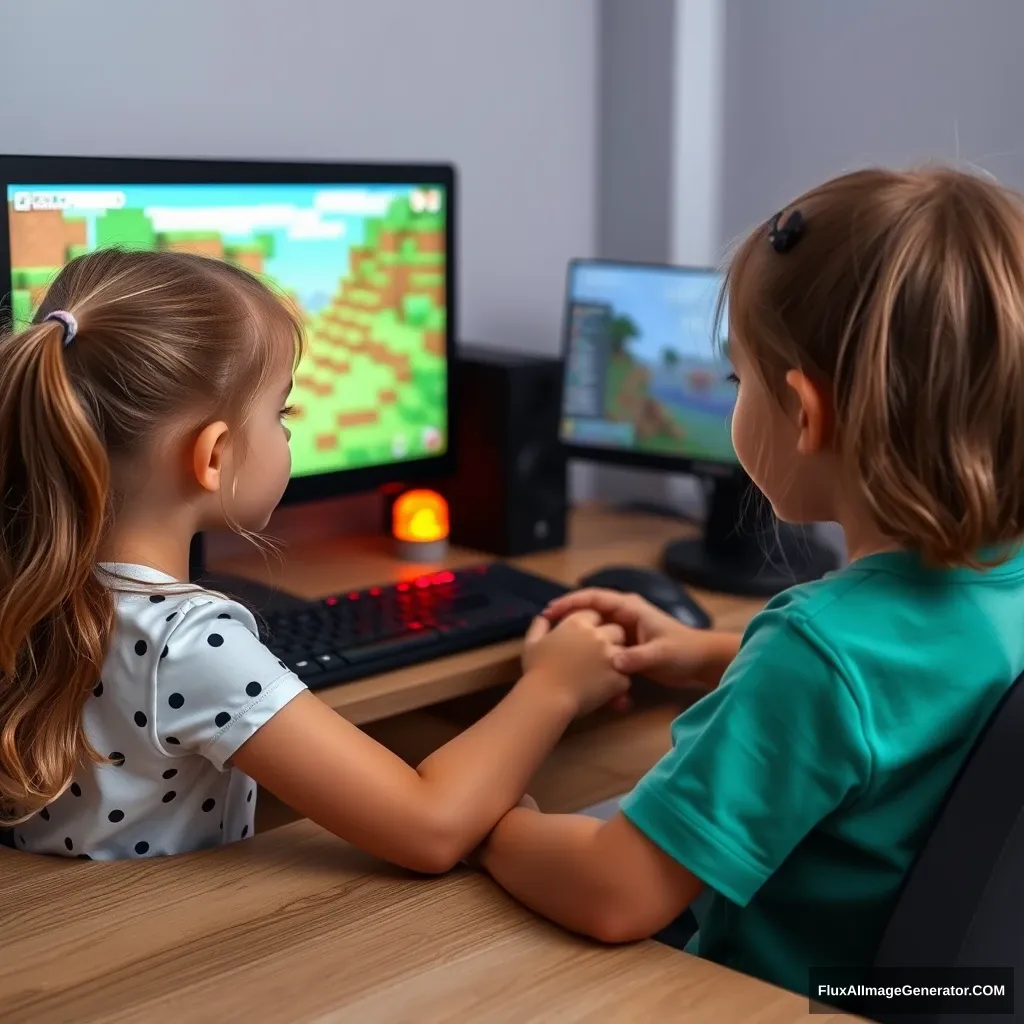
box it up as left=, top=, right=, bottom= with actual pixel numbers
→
left=521, top=610, right=629, bottom=716
left=543, top=589, right=740, bottom=689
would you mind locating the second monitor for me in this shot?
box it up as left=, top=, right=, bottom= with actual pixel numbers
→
left=559, top=259, right=837, bottom=597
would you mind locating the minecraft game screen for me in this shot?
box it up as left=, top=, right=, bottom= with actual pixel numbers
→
left=560, top=261, right=737, bottom=465
left=5, top=182, right=449, bottom=478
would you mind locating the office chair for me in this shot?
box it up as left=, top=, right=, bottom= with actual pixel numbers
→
left=870, top=670, right=1024, bottom=1023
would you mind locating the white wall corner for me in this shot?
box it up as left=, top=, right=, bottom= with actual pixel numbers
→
left=669, top=0, right=726, bottom=269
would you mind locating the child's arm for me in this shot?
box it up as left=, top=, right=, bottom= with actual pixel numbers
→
left=231, top=610, right=629, bottom=873
left=479, top=609, right=873, bottom=944
left=479, top=809, right=703, bottom=942
left=544, top=588, right=741, bottom=690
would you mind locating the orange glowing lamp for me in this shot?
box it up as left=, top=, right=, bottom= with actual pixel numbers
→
left=391, top=489, right=450, bottom=562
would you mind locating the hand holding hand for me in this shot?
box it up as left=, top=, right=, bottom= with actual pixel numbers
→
left=543, top=588, right=739, bottom=689
left=521, top=609, right=630, bottom=716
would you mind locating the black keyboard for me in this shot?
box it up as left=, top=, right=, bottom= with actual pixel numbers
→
left=263, top=563, right=568, bottom=690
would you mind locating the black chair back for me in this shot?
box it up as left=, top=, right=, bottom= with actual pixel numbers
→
left=871, top=671, right=1024, bottom=1022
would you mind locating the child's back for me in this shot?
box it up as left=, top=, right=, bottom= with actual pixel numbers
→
left=15, top=573, right=301, bottom=859
left=626, top=546, right=1024, bottom=992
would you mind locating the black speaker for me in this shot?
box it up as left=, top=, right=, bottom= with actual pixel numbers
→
left=443, top=345, right=568, bottom=556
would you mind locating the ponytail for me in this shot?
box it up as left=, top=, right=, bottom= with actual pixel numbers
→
left=0, top=317, right=113, bottom=821
left=0, top=246, right=304, bottom=819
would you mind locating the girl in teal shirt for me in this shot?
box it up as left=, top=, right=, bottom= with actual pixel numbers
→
left=479, top=166, right=1024, bottom=996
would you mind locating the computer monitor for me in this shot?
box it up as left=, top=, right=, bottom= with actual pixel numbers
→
left=559, top=258, right=836, bottom=596
left=0, top=155, right=457, bottom=599
left=561, top=260, right=736, bottom=471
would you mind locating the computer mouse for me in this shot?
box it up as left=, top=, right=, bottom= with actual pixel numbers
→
left=577, top=566, right=712, bottom=629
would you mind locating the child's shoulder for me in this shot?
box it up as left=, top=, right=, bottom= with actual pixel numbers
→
left=764, top=545, right=1024, bottom=636
left=755, top=561, right=878, bottom=634
left=104, top=567, right=267, bottom=679
left=104, top=565, right=259, bottom=637
left=745, top=547, right=1024, bottom=709
left=99, top=566, right=303, bottom=772
left=739, top=558, right=926, bottom=686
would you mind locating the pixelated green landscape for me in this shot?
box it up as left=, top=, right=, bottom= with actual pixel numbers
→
left=602, top=340, right=735, bottom=460
left=8, top=191, right=448, bottom=476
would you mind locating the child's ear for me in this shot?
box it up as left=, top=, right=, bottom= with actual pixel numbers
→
left=190, top=421, right=231, bottom=493
left=784, top=370, right=832, bottom=455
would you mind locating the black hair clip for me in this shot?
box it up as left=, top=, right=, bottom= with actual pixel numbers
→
left=768, top=209, right=805, bottom=253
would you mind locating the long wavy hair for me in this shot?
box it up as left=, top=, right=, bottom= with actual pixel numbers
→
left=0, top=248, right=302, bottom=822
left=723, top=166, right=1024, bottom=567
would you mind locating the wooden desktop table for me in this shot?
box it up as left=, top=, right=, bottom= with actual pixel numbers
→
left=0, top=508, right=841, bottom=1023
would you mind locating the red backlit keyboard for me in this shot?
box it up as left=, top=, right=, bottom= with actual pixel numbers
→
left=263, top=563, right=568, bottom=689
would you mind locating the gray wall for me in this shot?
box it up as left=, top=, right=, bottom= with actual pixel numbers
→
left=721, top=0, right=1024, bottom=244
left=0, top=0, right=597, bottom=355
left=596, top=0, right=676, bottom=264
left=720, top=0, right=1024, bottom=558
left=584, top=0, right=682, bottom=508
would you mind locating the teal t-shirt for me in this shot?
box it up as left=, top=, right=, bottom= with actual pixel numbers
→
left=621, top=547, right=1024, bottom=996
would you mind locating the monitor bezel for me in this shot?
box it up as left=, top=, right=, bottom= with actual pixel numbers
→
left=0, top=153, right=458, bottom=506
left=558, top=256, right=738, bottom=477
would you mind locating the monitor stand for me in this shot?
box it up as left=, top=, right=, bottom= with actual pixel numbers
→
left=188, top=535, right=308, bottom=614
left=661, top=475, right=839, bottom=598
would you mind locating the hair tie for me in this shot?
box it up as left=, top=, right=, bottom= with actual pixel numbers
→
left=768, top=210, right=805, bottom=254
left=44, top=310, right=78, bottom=347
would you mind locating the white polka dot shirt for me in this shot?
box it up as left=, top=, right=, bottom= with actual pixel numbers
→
left=13, top=565, right=307, bottom=861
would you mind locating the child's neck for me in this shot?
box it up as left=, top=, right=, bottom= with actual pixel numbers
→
left=826, top=478, right=905, bottom=564
left=839, top=515, right=903, bottom=563
left=99, top=508, right=198, bottom=582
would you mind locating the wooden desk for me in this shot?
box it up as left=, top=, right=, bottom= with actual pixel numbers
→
left=0, top=820, right=843, bottom=1023
left=0, top=508, right=837, bottom=1023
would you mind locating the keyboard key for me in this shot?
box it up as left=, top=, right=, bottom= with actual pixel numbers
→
left=343, top=629, right=442, bottom=664
left=290, top=659, right=323, bottom=680
left=436, top=616, right=468, bottom=630
left=451, top=594, right=491, bottom=613
left=315, top=652, right=345, bottom=669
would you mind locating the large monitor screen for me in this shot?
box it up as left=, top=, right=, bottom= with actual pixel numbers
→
left=560, top=260, right=737, bottom=468
left=5, top=177, right=449, bottom=482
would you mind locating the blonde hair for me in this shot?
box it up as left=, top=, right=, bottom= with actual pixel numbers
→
left=0, top=248, right=302, bottom=821
left=725, top=166, right=1024, bottom=568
